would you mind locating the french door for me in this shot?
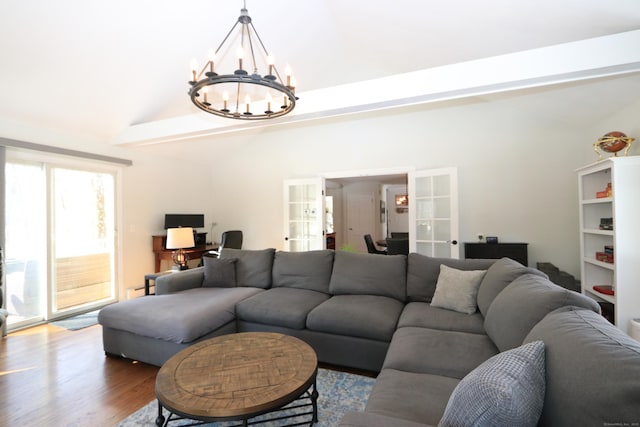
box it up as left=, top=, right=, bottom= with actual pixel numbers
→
left=4, top=154, right=119, bottom=330
left=408, top=167, right=459, bottom=258
left=283, top=178, right=326, bottom=251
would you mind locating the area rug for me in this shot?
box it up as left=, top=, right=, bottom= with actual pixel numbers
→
left=50, top=309, right=99, bottom=330
left=117, top=368, right=376, bottom=427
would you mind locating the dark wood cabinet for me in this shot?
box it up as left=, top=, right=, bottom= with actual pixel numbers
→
left=464, top=242, right=528, bottom=266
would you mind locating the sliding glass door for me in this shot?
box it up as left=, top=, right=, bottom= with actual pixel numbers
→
left=4, top=162, right=47, bottom=327
left=52, top=168, right=115, bottom=312
left=4, top=154, right=118, bottom=330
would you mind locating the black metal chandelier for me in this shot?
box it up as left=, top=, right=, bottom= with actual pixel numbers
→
left=188, top=2, right=297, bottom=120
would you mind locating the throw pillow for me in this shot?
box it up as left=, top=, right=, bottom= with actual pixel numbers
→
left=438, top=340, right=546, bottom=427
left=430, top=264, right=486, bottom=314
left=202, top=257, right=237, bottom=288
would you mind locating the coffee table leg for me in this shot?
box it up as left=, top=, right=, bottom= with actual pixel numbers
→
left=156, top=400, right=165, bottom=427
left=311, top=379, right=318, bottom=424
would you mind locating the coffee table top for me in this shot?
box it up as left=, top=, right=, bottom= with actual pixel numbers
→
left=155, top=332, right=318, bottom=421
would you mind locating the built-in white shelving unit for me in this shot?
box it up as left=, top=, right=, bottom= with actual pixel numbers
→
left=577, top=157, right=640, bottom=335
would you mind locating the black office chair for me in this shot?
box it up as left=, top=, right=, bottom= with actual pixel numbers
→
left=202, top=230, right=243, bottom=261
left=364, top=234, right=386, bottom=255
left=219, top=230, right=243, bottom=250
left=386, top=238, right=409, bottom=255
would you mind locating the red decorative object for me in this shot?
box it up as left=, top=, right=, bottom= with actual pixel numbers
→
left=593, top=285, right=614, bottom=296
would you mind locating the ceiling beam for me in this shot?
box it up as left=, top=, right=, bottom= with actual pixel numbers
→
left=112, top=30, right=640, bottom=146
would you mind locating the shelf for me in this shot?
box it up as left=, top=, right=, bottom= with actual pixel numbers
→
left=581, top=197, right=612, bottom=205
left=582, top=228, right=614, bottom=236
left=583, top=257, right=615, bottom=270
left=585, top=288, right=615, bottom=305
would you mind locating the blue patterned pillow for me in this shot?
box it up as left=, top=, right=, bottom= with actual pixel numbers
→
left=439, top=340, right=546, bottom=427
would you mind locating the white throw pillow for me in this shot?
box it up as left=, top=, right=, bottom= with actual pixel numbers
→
left=430, top=264, right=487, bottom=314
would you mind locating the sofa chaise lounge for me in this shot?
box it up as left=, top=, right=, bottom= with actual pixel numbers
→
left=98, top=248, right=640, bottom=426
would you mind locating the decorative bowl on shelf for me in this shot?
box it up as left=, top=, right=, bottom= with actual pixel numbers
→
left=594, top=131, right=634, bottom=160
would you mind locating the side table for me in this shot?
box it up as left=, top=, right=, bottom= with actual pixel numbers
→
left=144, top=271, right=173, bottom=295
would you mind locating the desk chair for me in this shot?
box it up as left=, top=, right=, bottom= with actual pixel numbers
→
left=364, top=234, right=386, bottom=255
left=202, top=230, right=243, bottom=262
left=386, top=238, right=409, bottom=255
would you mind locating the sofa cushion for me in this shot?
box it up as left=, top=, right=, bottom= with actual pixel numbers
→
left=365, top=368, right=459, bottom=426
left=272, top=250, right=334, bottom=293
left=98, top=287, right=264, bottom=343
left=202, top=257, right=237, bottom=288
left=383, top=327, right=499, bottom=379
left=329, top=251, right=406, bottom=301
left=484, top=273, right=600, bottom=352
left=235, top=287, right=330, bottom=330
left=476, top=257, right=547, bottom=317
left=307, top=295, right=404, bottom=341
left=398, top=302, right=485, bottom=334
left=220, top=248, right=275, bottom=289
left=430, top=265, right=486, bottom=314
left=438, top=340, right=545, bottom=427
left=407, top=253, right=495, bottom=303
left=524, top=306, right=640, bottom=426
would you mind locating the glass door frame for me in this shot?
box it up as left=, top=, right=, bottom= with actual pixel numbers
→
left=408, top=167, right=459, bottom=258
left=283, top=178, right=326, bottom=251
left=4, top=148, right=123, bottom=330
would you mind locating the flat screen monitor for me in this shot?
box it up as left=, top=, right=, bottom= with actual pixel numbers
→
left=164, top=214, right=205, bottom=229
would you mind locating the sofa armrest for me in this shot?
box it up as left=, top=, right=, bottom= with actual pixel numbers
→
left=340, top=412, right=433, bottom=427
left=155, top=268, right=204, bottom=294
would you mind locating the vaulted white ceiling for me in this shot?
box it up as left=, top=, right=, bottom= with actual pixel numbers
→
left=1, top=1, right=639, bottom=146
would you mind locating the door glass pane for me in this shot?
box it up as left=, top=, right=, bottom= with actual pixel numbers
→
left=433, top=198, right=450, bottom=218
left=416, top=241, right=433, bottom=257
left=5, top=162, right=46, bottom=327
left=433, top=175, right=450, bottom=196
left=433, top=220, right=451, bottom=241
left=52, top=168, right=115, bottom=312
left=415, top=176, right=433, bottom=197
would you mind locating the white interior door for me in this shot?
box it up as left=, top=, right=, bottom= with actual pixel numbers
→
left=283, top=178, right=326, bottom=251
left=408, top=168, right=459, bottom=258
left=346, top=193, right=376, bottom=253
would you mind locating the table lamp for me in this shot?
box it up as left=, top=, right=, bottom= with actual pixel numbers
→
left=166, top=227, right=195, bottom=270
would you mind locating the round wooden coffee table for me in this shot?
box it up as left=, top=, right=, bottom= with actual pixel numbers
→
left=155, top=332, right=318, bottom=426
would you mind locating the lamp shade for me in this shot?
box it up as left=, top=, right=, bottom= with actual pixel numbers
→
left=166, top=227, right=195, bottom=249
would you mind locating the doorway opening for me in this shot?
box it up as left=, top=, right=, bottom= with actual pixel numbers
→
left=324, top=170, right=409, bottom=253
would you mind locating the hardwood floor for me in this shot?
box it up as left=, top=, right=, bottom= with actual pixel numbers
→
left=0, top=324, right=159, bottom=427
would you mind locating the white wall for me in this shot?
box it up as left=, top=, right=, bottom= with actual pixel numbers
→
left=144, top=80, right=639, bottom=280
left=7, top=78, right=638, bottom=299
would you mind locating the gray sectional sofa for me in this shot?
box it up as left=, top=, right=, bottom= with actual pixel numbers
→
left=98, top=249, right=640, bottom=426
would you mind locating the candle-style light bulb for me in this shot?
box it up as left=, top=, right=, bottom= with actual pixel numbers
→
left=202, top=86, right=208, bottom=103
left=285, top=64, right=292, bottom=87
left=267, top=53, right=275, bottom=76
left=207, top=48, right=216, bottom=73
left=237, top=46, right=244, bottom=71
left=190, top=58, right=198, bottom=82
left=265, top=92, right=272, bottom=113
left=290, top=77, right=297, bottom=93
left=222, top=91, right=229, bottom=111
left=245, top=95, right=251, bottom=114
